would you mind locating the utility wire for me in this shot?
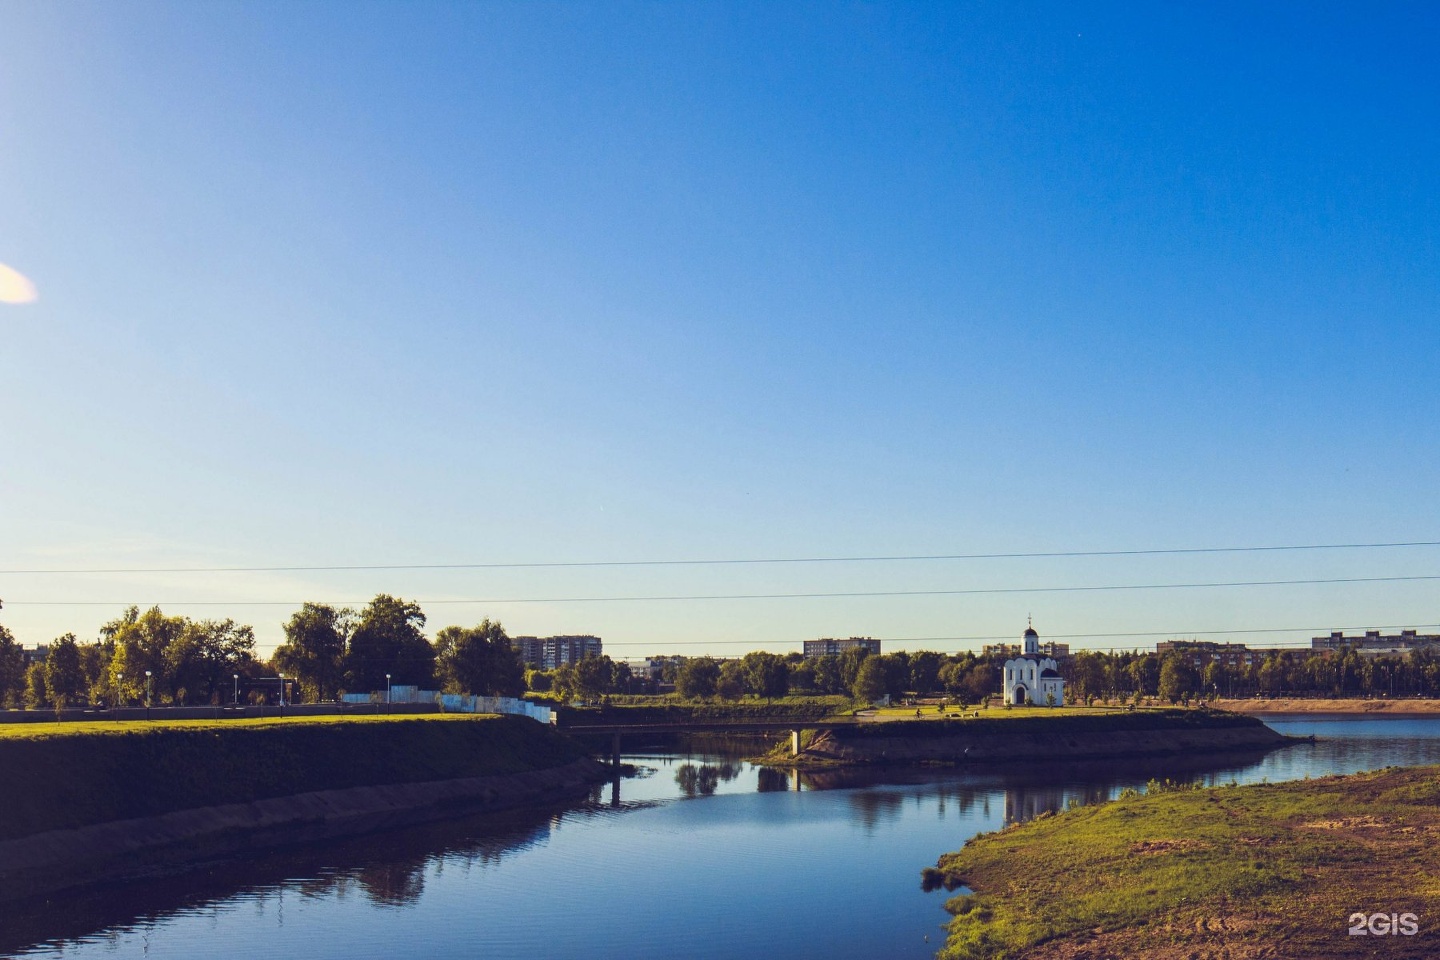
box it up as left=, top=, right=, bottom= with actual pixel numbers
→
left=4, top=539, right=1440, bottom=575
left=6, top=572, right=1440, bottom=606
left=595, top=624, right=1440, bottom=647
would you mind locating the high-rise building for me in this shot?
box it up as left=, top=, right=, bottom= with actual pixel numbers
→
left=802, top=637, right=882, bottom=659
left=512, top=635, right=603, bottom=670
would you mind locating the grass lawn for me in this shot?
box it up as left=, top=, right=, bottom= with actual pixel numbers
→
left=0, top=713, right=488, bottom=740
left=927, top=766, right=1440, bottom=959
left=867, top=703, right=1139, bottom=720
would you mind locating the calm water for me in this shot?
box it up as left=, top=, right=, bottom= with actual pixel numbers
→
left=7, top=717, right=1440, bottom=960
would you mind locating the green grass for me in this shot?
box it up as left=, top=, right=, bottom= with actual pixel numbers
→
left=838, top=707, right=1260, bottom=741
left=927, top=766, right=1440, bottom=959
left=868, top=703, right=1134, bottom=720
left=0, top=715, right=588, bottom=841
left=0, top=713, right=463, bottom=740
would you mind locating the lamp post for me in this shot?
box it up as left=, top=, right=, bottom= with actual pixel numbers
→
left=144, top=670, right=153, bottom=721
left=386, top=673, right=392, bottom=712
left=279, top=673, right=286, bottom=716
left=233, top=674, right=239, bottom=707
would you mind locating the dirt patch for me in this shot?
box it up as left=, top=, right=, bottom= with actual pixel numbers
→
left=1129, top=838, right=1209, bottom=855
left=1301, top=815, right=1390, bottom=831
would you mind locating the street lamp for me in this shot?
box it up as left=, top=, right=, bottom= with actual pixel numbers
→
left=144, top=670, right=153, bottom=720
left=233, top=674, right=239, bottom=707
left=386, top=673, right=392, bottom=712
left=279, top=673, right=286, bottom=715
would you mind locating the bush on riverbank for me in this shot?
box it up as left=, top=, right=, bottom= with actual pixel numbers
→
left=0, top=715, right=586, bottom=841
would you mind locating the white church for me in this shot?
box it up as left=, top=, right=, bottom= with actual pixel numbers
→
left=1003, top=622, right=1065, bottom=706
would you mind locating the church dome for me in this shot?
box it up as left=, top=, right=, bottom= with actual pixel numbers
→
left=1024, top=627, right=1038, bottom=638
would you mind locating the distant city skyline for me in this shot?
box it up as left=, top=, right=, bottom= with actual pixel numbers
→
left=3, top=3, right=1437, bottom=655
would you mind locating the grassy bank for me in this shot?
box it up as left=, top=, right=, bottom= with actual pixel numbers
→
left=0, top=715, right=587, bottom=841
left=1214, top=697, right=1440, bottom=715
left=838, top=707, right=1262, bottom=740
left=926, top=766, right=1440, bottom=959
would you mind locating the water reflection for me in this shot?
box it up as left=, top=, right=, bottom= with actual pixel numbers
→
left=675, top=761, right=743, bottom=797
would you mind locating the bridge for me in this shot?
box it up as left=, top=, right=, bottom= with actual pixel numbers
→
left=559, top=719, right=864, bottom=765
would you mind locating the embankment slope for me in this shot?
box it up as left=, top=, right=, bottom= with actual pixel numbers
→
left=797, top=709, right=1286, bottom=764
left=0, top=716, right=604, bottom=901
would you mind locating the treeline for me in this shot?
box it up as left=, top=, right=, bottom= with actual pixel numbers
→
left=1065, top=647, right=1440, bottom=702
left=0, top=595, right=525, bottom=708
left=664, top=649, right=998, bottom=703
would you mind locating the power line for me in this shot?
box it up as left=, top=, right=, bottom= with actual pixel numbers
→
left=595, top=624, right=1440, bottom=647
left=4, top=538, right=1440, bottom=575
left=6, top=571, right=1440, bottom=606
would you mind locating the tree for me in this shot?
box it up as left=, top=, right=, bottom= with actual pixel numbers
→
left=788, top=658, right=818, bottom=693
left=45, top=633, right=86, bottom=708
left=434, top=620, right=525, bottom=697
left=555, top=654, right=614, bottom=702
left=0, top=625, right=25, bottom=708
left=106, top=606, right=188, bottom=705
left=274, top=603, right=352, bottom=702
left=24, top=661, right=49, bottom=708
left=852, top=657, right=887, bottom=703
left=740, top=651, right=789, bottom=699
left=676, top=657, right=720, bottom=699
left=1127, top=655, right=1161, bottom=697
left=346, top=595, right=433, bottom=692
left=1157, top=653, right=1197, bottom=703
left=716, top=660, right=746, bottom=700
left=177, top=619, right=257, bottom=704
left=79, top=639, right=115, bottom=707
left=908, top=651, right=945, bottom=694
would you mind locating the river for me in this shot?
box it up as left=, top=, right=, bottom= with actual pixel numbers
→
left=6, top=716, right=1440, bottom=960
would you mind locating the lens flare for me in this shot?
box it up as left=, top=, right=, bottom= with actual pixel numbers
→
left=0, top=263, right=38, bottom=303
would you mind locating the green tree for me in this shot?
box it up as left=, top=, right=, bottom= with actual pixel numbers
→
left=908, top=651, right=945, bottom=694
left=570, top=654, right=616, bottom=701
left=44, top=633, right=86, bottom=708
left=740, top=651, right=789, bottom=699
left=1127, top=655, right=1161, bottom=697
left=274, top=603, right=352, bottom=702
left=788, top=658, right=818, bottom=693
left=79, top=639, right=115, bottom=707
left=434, top=620, right=525, bottom=697
left=0, top=624, right=25, bottom=708
left=852, top=657, right=888, bottom=702
left=1157, top=653, right=1199, bottom=703
left=176, top=619, right=257, bottom=704
left=24, top=661, right=49, bottom=708
left=676, top=657, right=720, bottom=699
left=345, top=595, right=433, bottom=692
left=106, top=606, right=188, bottom=704
left=716, top=660, right=746, bottom=700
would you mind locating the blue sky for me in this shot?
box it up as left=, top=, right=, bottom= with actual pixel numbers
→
left=2, top=2, right=1437, bottom=656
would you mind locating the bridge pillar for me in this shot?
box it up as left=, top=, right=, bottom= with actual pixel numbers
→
left=791, top=729, right=801, bottom=756
left=611, top=731, right=622, bottom=768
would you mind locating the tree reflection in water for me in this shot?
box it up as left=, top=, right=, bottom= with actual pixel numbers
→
left=755, top=767, right=792, bottom=792
left=674, top=761, right=742, bottom=797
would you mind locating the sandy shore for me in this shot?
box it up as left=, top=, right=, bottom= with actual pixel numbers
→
left=1214, top=697, right=1440, bottom=715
